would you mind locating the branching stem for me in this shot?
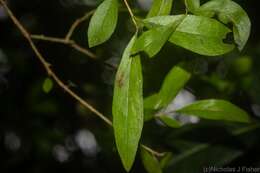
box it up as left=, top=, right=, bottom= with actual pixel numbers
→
left=0, top=0, right=111, bottom=126
left=31, top=35, right=96, bottom=58
left=0, top=0, right=162, bottom=157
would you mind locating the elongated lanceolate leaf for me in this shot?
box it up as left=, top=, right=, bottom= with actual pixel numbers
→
left=88, top=0, right=118, bottom=47
left=112, top=35, right=143, bottom=171
left=156, top=66, right=191, bottom=108
left=176, top=99, right=250, bottom=123
left=144, top=66, right=190, bottom=121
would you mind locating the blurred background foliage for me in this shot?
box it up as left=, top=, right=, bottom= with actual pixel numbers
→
left=0, top=0, right=260, bottom=172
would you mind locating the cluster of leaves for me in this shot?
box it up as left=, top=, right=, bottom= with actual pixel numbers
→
left=87, top=0, right=251, bottom=172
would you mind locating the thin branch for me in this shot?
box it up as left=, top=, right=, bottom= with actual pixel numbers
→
left=65, top=10, right=95, bottom=41
left=70, top=43, right=96, bottom=57
left=31, top=34, right=97, bottom=59
left=31, top=35, right=68, bottom=44
left=123, top=0, right=139, bottom=31
left=141, top=144, right=166, bottom=157
left=30, top=9, right=97, bottom=59
left=0, top=0, right=112, bottom=126
left=66, top=7, right=135, bottom=40
left=0, top=0, right=164, bottom=156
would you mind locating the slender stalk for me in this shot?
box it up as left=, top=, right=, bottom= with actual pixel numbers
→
left=31, top=34, right=96, bottom=58
left=0, top=0, right=162, bottom=156
left=31, top=35, right=68, bottom=44
left=0, top=0, right=111, bottom=126
left=141, top=144, right=166, bottom=157
left=65, top=10, right=95, bottom=40
left=123, top=0, right=139, bottom=31
left=184, top=0, right=188, bottom=14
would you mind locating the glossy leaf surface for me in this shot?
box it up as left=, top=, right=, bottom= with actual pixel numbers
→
left=144, top=15, right=234, bottom=56
left=88, top=0, right=118, bottom=47
left=196, top=0, right=251, bottom=50
left=113, top=35, right=143, bottom=171
left=176, top=99, right=250, bottom=123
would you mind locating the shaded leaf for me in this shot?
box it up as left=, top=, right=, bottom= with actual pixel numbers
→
left=159, top=152, right=173, bottom=168
left=42, top=78, right=53, bottom=93
left=112, top=35, right=143, bottom=171
left=166, top=141, right=243, bottom=173
left=159, top=115, right=182, bottom=128
left=196, top=0, right=251, bottom=51
left=201, top=74, right=234, bottom=93
left=144, top=15, right=234, bottom=56
left=164, top=124, right=259, bottom=173
left=88, top=0, right=118, bottom=47
left=141, top=147, right=162, bottom=173
left=231, top=56, right=252, bottom=75
left=176, top=99, right=250, bottom=123
left=147, top=0, right=174, bottom=18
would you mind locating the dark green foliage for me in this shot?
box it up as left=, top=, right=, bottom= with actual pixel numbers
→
left=0, top=0, right=257, bottom=173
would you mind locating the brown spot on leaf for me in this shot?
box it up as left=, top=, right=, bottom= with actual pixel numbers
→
left=116, top=72, right=124, bottom=88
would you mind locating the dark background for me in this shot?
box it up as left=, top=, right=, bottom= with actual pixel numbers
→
left=0, top=0, right=260, bottom=172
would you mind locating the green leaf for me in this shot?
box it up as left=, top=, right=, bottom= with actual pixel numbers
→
left=42, top=78, right=53, bottom=93
left=144, top=94, right=159, bottom=110
left=132, top=25, right=174, bottom=58
left=185, top=0, right=200, bottom=13
left=143, top=66, right=190, bottom=121
left=141, top=147, right=162, bottom=173
left=144, top=15, right=185, bottom=28
left=144, top=15, right=235, bottom=56
left=196, top=0, right=251, bottom=51
left=159, top=152, right=173, bottom=169
left=176, top=99, right=250, bottom=123
left=159, top=115, right=182, bottom=128
left=144, top=109, right=157, bottom=122
left=231, top=56, right=252, bottom=75
left=112, top=35, right=143, bottom=172
left=147, top=0, right=174, bottom=18
left=169, top=15, right=234, bottom=56
left=201, top=74, right=234, bottom=93
left=133, top=16, right=185, bottom=58
left=157, top=66, right=191, bottom=108
left=88, top=0, right=118, bottom=47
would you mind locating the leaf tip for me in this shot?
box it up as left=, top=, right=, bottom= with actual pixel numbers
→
left=119, top=153, right=135, bottom=172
